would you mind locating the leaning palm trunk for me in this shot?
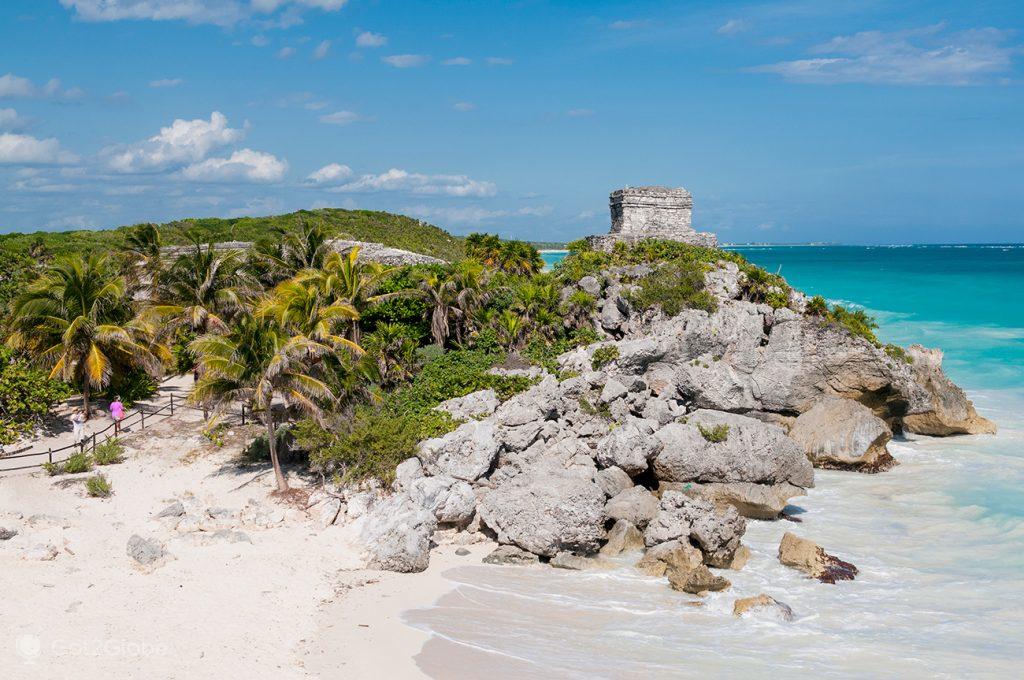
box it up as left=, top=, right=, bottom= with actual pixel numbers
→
left=265, top=408, right=288, bottom=492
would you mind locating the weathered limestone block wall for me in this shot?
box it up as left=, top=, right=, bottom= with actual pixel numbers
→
left=587, top=185, right=718, bottom=251
left=610, top=186, right=693, bottom=236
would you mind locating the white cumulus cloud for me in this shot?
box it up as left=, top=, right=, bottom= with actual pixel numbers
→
left=717, top=19, right=748, bottom=36
left=313, top=40, right=331, bottom=60
left=0, top=73, right=84, bottom=100
left=179, top=148, right=288, bottom=182
left=382, top=54, right=428, bottom=68
left=0, top=108, right=27, bottom=130
left=0, top=133, right=78, bottom=165
left=330, top=168, right=497, bottom=197
left=107, top=111, right=246, bottom=173
left=60, top=0, right=350, bottom=26
left=749, top=25, right=1020, bottom=86
left=149, top=78, right=183, bottom=88
left=442, top=57, right=472, bottom=66
left=453, top=102, right=476, bottom=111
left=306, top=162, right=353, bottom=183
left=319, top=110, right=363, bottom=125
left=355, top=31, right=387, bottom=48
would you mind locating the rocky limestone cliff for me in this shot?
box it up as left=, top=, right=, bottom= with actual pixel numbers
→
left=323, top=256, right=995, bottom=584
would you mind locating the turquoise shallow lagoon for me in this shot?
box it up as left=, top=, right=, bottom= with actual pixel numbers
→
left=413, top=245, right=1024, bottom=678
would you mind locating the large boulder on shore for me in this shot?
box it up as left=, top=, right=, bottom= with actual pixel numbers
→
left=789, top=397, right=896, bottom=472
left=408, top=475, right=476, bottom=526
left=477, top=464, right=606, bottom=558
left=604, top=485, right=660, bottom=529
left=359, top=494, right=437, bottom=573
left=663, top=481, right=805, bottom=520
left=418, top=420, right=500, bottom=482
left=653, top=410, right=813, bottom=489
left=643, top=491, right=746, bottom=567
left=901, top=346, right=996, bottom=435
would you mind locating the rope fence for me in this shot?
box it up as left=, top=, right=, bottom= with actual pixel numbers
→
left=0, top=395, right=251, bottom=473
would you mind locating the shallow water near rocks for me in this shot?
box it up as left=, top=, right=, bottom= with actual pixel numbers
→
left=408, top=246, right=1024, bottom=678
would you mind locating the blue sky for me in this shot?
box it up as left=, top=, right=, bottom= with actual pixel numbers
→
left=1, top=0, right=1022, bottom=244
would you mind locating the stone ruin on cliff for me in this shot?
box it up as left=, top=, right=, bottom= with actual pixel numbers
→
left=586, top=186, right=718, bottom=250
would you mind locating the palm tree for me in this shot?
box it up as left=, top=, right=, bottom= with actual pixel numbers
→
left=362, top=322, right=417, bottom=387
left=465, top=233, right=502, bottom=266
left=562, top=290, right=596, bottom=329
left=254, top=278, right=361, bottom=353
left=298, top=247, right=401, bottom=344
left=190, top=314, right=335, bottom=493
left=498, top=240, right=544, bottom=276
left=250, top=218, right=332, bottom=286
left=414, top=269, right=457, bottom=346
left=493, top=309, right=526, bottom=350
left=125, top=223, right=163, bottom=297
left=8, top=254, right=168, bottom=418
left=151, top=238, right=251, bottom=340
left=448, top=260, right=488, bottom=345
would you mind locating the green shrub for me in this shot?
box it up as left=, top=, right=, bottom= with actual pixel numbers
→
left=63, top=451, right=93, bottom=474
left=100, top=367, right=158, bottom=407
left=85, top=474, right=112, bottom=498
left=805, top=295, right=829, bottom=317
left=93, top=438, right=125, bottom=465
left=885, top=343, right=913, bottom=364
left=591, top=345, right=620, bottom=369
left=804, top=298, right=881, bottom=346
left=42, top=461, right=61, bottom=476
left=697, top=423, right=729, bottom=443
left=626, top=263, right=717, bottom=317
left=523, top=327, right=600, bottom=373
left=299, top=348, right=535, bottom=484
left=0, top=347, right=72, bottom=445
left=578, top=396, right=611, bottom=420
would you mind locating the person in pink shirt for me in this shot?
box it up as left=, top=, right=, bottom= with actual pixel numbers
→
left=110, top=396, right=124, bottom=435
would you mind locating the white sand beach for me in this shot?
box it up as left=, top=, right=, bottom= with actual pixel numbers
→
left=0, top=408, right=477, bottom=680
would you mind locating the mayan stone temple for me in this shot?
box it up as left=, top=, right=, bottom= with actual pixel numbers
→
left=586, top=186, right=718, bottom=251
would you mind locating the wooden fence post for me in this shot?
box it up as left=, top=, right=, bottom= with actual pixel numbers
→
left=91, top=433, right=96, bottom=454
left=48, top=447, right=52, bottom=465
left=141, top=409, right=146, bottom=430
left=170, top=394, right=174, bottom=416
left=241, top=404, right=246, bottom=426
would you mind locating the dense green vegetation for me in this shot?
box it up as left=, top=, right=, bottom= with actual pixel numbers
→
left=0, top=347, right=72, bottom=445
left=559, top=238, right=791, bottom=310
left=3, top=207, right=903, bottom=488
left=626, top=263, right=717, bottom=316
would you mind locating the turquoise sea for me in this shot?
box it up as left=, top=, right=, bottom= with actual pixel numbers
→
left=412, top=246, right=1024, bottom=678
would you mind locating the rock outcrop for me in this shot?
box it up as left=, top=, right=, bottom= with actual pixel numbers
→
left=319, top=256, right=992, bottom=582
left=778, top=531, right=858, bottom=584
left=477, top=462, right=606, bottom=558
left=733, top=594, right=794, bottom=621
left=359, top=494, right=437, bottom=573
left=901, top=346, right=996, bottom=435
left=653, top=410, right=813, bottom=488
left=644, top=492, right=745, bottom=568
left=789, top=397, right=897, bottom=472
